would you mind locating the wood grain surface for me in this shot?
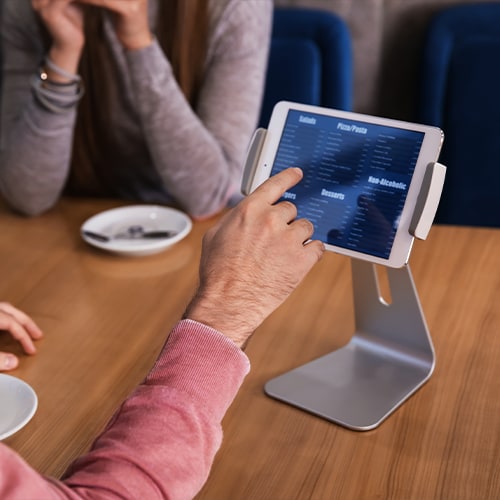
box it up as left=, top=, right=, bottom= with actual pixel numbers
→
left=0, top=199, right=498, bottom=499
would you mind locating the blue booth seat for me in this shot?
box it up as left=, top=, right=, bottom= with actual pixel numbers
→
left=419, top=3, right=500, bottom=227
left=258, top=7, right=353, bottom=128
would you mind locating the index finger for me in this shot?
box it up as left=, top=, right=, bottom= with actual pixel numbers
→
left=0, top=312, right=36, bottom=355
left=251, top=167, right=303, bottom=205
left=0, top=302, right=43, bottom=339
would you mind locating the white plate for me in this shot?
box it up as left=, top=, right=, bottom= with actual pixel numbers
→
left=81, top=205, right=192, bottom=256
left=0, top=374, right=38, bottom=440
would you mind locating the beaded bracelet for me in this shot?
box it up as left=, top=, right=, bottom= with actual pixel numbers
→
left=32, top=57, right=85, bottom=113
left=42, top=56, right=82, bottom=84
left=31, top=76, right=85, bottom=113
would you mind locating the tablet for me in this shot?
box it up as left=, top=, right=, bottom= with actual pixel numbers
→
left=246, top=101, right=444, bottom=268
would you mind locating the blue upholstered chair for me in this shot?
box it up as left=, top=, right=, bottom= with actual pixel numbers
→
left=418, top=3, right=500, bottom=227
left=258, top=7, right=353, bottom=128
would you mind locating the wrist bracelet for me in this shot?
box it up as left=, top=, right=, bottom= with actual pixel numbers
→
left=32, top=73, right=85, bottom=114
left=37, top=66, right=85, bottom=95
left=39, top=68, right=76, bottom=87
left=42, top=56, right=81, bottom=84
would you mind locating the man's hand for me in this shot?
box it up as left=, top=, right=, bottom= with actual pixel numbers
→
left=0, top=303, right=43, bottom=371
left=185, top=168, right=325, bottom=348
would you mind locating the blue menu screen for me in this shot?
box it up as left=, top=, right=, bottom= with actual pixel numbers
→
left=271, top=110, right=425, bottom=259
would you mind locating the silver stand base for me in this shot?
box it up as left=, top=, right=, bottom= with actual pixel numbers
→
left=265, top=259, right=435, bottom=431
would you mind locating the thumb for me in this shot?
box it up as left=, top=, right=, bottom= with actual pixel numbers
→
left=0, top=352, right=19, bottom=371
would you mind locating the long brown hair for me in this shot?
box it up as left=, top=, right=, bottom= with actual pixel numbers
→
left=67, top=0, right=209, bottom=196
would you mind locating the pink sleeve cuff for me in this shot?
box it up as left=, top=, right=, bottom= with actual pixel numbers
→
left=146, top=319, right=251, bottom=420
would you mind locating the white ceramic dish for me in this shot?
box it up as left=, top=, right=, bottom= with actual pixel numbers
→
left=0, top=374, right=38, bottom=440
left=81, top=205, right=192, bottom=256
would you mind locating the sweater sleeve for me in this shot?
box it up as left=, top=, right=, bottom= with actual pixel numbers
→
left=125, top=0, right=273, bottom=218
left=0, top=0, right=78, bottom=216
left=0, top=320, right=250, bottom=499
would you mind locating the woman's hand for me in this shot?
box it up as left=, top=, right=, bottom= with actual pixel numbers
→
left=0, top=303, right=43, bottom=372
left=78, top=0, right=152, bottom=50
left=31, top=0, right=85, bottom=77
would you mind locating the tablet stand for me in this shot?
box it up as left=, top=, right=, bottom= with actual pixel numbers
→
left=264, top=260, right=435, bottom=430
left=242, top=127, right=445, bottom=430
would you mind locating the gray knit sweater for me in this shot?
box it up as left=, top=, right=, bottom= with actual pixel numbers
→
left=0, top=0, right=272, bottom=217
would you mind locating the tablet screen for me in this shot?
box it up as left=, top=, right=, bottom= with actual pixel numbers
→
left=271, top=109, right=425, bottom=259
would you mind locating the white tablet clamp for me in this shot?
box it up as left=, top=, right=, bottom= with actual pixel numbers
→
left=243, top=128, right=446, bottom=431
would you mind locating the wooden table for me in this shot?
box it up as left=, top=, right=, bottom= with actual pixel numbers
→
left=1, top=199, right=498, bottom=499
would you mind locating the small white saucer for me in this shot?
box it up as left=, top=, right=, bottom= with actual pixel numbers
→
left=81, top=205, right=192, bottom=256
left=0, top=374, right=38, bottom=440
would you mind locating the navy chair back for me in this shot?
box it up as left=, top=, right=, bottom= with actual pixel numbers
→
left=259, top=7, right=353, bottom=128
left=419, top=3, right=500, bottom=227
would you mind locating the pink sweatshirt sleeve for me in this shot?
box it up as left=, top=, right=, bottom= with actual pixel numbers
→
left=0, top=320, right=250, bottom=499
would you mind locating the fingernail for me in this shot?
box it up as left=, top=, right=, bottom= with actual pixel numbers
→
left=3, top=354, right=17, bottom=370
